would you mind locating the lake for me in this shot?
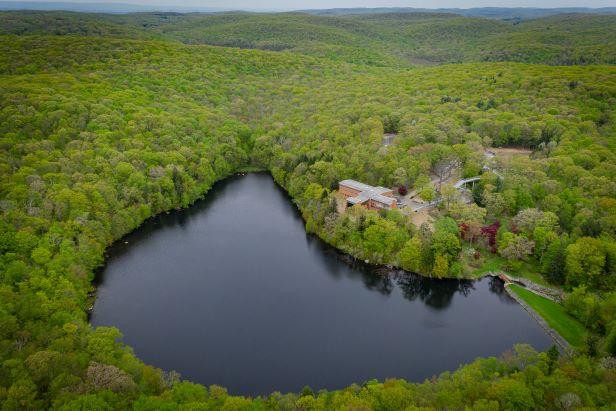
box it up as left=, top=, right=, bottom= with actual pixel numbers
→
left=90, top=172, right=552, bottom=396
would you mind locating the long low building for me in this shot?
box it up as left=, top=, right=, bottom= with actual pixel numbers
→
left=339, top=179, right=397, bottom=210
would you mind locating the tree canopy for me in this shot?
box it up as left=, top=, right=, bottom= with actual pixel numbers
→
left=0, top=11, right=615, bottom=409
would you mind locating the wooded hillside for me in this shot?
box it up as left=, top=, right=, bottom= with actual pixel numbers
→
left=1, top=11, right=615, bottom=65
left=0, top=11, right=615, bottom=409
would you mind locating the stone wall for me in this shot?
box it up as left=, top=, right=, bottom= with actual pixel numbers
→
left=504, top=285, right=573, bottom=356
left=513, top=278, right=565, bottom=302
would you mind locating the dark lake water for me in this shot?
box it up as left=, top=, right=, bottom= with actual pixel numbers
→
left=91, top=173, right=552, bottom=396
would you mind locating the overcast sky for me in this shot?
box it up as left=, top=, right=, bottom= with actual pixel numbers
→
left=18, top=0, right=616, bottom=10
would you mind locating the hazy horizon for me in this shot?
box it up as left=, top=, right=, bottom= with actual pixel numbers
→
left=1, top=0, right=615, bottom=12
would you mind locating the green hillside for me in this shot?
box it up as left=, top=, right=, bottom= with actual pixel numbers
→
left=1, top=9, right=616, bottom=410
left=1, top=32, right=616, bottom=408
left=1, top=10, right=615, bottom=65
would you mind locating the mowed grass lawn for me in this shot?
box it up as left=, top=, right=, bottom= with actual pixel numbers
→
left=466, top=248, right=551, bottom=287
left=509, top=284, right=587, bottom=348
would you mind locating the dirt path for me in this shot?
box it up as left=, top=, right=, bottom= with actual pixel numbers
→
left=410, top=208, right=433, bottom=228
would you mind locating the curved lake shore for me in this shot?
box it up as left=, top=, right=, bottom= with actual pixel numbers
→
left=91, top=173, right=552, bottom=396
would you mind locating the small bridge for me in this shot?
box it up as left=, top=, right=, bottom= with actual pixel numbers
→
left=483, top=165, right=504, bottom=179
left=411, top=200, right=441, bottom=212
left=408, top=167, right=506, bottom=213
left=410, top=176, right=480, bottom=212
left=453, top=176, right=481, bottom=189
left=498, top=273, right=513, bottom=284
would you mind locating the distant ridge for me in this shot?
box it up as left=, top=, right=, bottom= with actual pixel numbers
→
left=2, top=7, right=614, bottom=66
left=0, top=1, right=256, bottom=13
left=0, top=2, right=615, bottom=19
left=302, top=7, right=616, bottom=20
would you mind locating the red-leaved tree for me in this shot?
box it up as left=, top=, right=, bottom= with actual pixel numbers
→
left=481, top=221, right=501, bottom=252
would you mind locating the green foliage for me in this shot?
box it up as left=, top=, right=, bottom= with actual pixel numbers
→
left=546, top=345, right=559, bottom=374
left=541, top=235, right=568, bottom=285
left=565, top=237, right=614, bottom=289
left=563, top=286, right=616, bottom=339
left=398, top=237, right=422, bottom=272
left=498, top=232, right=534, bottom=261
left=433, top=216, right=459, bottom=235
left=0, top=12, right=614, bottom=408
left=361, top=217, right=408, bottom=261
left=431, top=230, right=461, bottom=262
left=1, top=11, right=615, bottom=66
left=432, top=254, right=450, bottom=278
left=606, top=327, right=616, bottom=356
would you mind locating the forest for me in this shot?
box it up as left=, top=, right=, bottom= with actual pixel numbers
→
left=1, top=11, right=615, bottom=66
left=0, top=9, right=615, bottom=410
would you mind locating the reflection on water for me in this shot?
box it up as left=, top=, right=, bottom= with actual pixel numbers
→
left=314, top=243, right=481, bottom=311
left=91, top=173, right=551, bottom=396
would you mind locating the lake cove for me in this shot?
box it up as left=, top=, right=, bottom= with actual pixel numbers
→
left=90, top=173, right=552, bottom=396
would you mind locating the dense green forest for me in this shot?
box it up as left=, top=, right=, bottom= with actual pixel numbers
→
left=0, top=9, right=616, bottom=410
left=1, top=11, right=615, bottom=65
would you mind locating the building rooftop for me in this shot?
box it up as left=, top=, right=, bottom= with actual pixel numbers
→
left=339, top=179, right=395, bottom=206
left=340, top=179, right=391, bottom=194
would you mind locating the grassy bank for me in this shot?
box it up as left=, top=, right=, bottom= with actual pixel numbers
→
left=509, top=284, right=586, bottom=348
left=465, top=248, right=550, bottom=286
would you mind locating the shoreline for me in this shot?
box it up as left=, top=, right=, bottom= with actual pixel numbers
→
left=503, top=284, right=574, bottom=355
left=269, top=171, right=578, bottom=354
left=89, top=170, right=574, bottom=353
